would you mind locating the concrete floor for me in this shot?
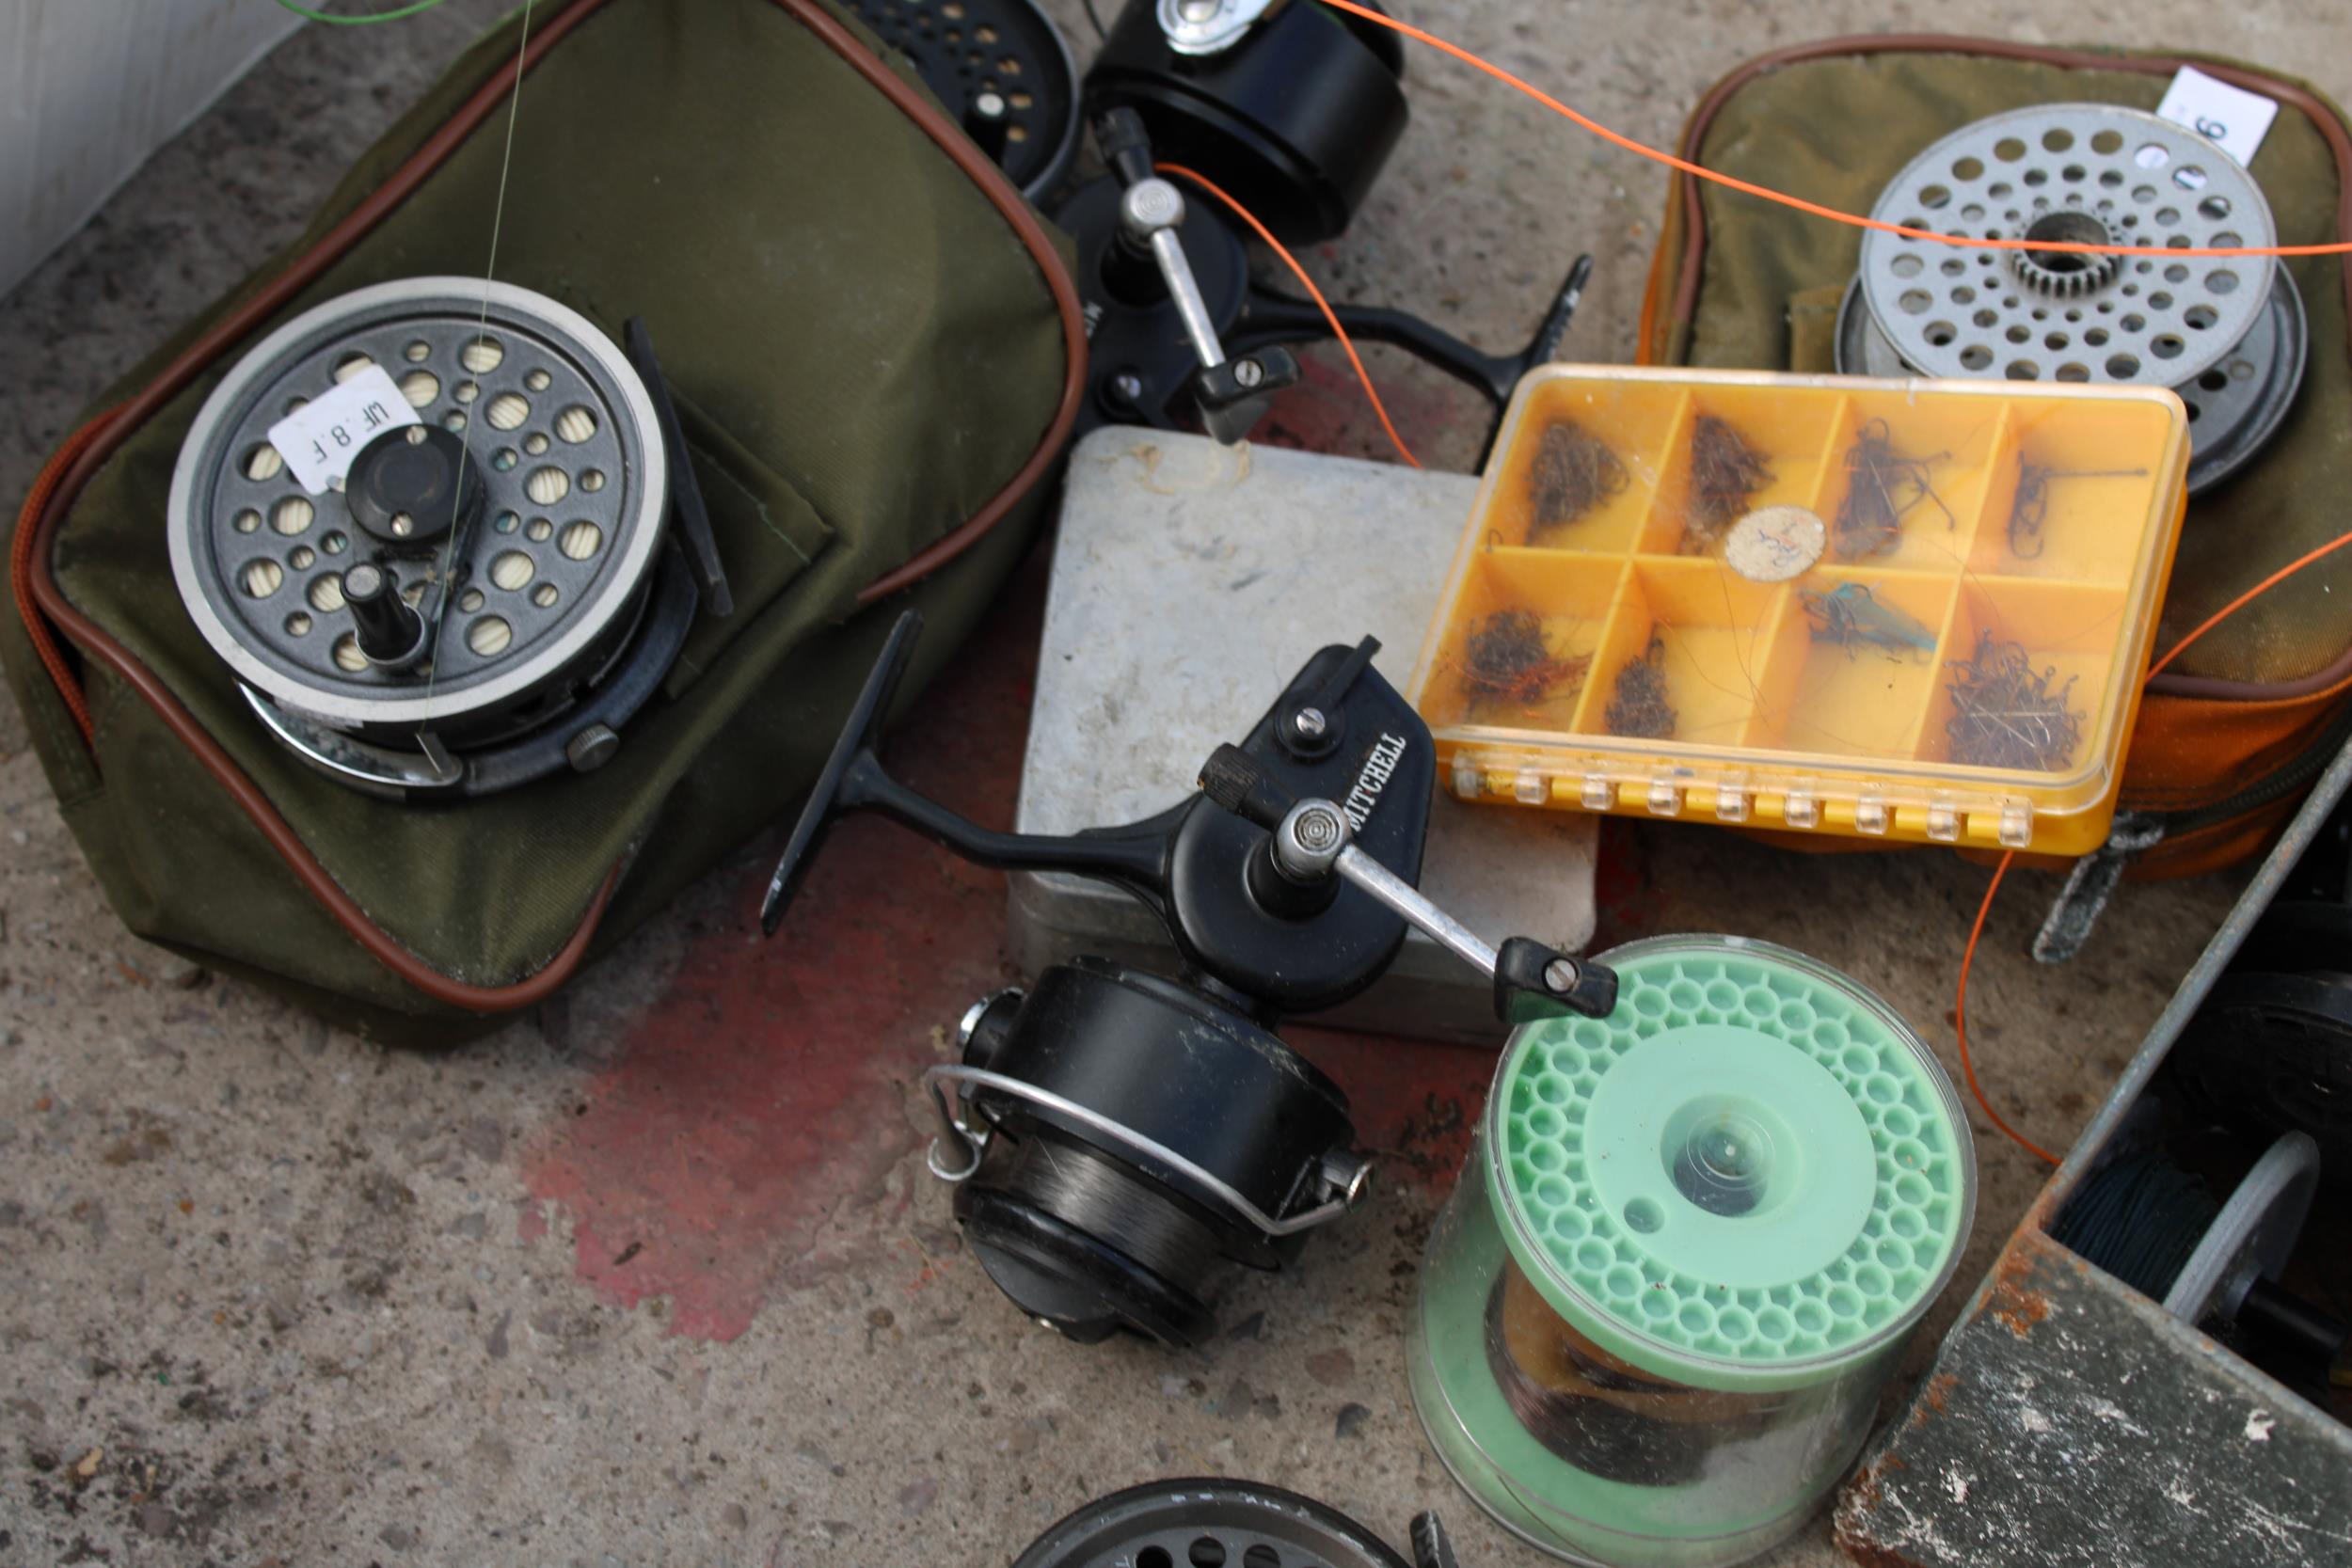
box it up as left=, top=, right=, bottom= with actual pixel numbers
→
left=3, top=2, right=2346, bottom=1565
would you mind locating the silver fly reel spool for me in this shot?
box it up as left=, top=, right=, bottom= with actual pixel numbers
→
left=168, top=277, right=697, bottom=797
left=1838, top=103, right=2306, bottom=493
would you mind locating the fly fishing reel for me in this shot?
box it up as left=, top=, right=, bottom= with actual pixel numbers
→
left=762, top=611, right=1618, bottom=1346
left=1011, top=1480, right=1461, bottom=1568
left=167, top=277, right=727, bottom=796
left=835, top=0, right=1080, bottom=199
left=1838, top=103, right=2306, bottom=492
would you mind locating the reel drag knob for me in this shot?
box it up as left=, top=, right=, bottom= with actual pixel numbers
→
left=344, top=423, right=484, bottom=550
left=340, top=562, right=428, bottom=669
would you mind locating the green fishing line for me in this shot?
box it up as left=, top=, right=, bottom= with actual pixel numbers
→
left=273, top=0, right=454, bottom=24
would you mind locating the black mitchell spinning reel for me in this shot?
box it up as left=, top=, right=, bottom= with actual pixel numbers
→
left=841, top=0, right=1589, bottom=451
left=761, top=611, right=1617, bottom=1347
left=1060, top=107, right=1592, bottom=451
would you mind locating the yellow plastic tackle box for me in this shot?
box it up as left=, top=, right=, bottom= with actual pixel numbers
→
left=1404, top=367, right=2190, bottom=857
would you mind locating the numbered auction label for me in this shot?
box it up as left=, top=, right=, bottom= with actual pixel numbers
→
left=2156, top=67, right=2279, bottom=168
left=266, top=365, right=421, bottom=495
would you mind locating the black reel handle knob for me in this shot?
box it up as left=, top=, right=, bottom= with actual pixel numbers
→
left=341, top=562, right=427, bottom=668
left=1189, top=346, right=1302, bottom=446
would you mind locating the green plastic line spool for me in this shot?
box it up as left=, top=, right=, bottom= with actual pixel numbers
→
left=1406, top=936, right=1977, bottom=1568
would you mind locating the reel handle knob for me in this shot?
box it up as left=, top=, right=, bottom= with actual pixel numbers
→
left=341, top=562, right=428, bottom=669
left=1495, top=935, right=1618, bottom=1023
left=1189, top=347, right=1301, bottom=446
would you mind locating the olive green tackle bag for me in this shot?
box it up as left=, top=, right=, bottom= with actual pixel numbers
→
left=1639, top=37, right=2352, bottom=890
left=4, top=0, right=1082, bottom=1039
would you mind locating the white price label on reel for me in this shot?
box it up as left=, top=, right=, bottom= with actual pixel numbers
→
left=2156, top=67, right=2279, bottom=167
left=267, top=364, right=421, bottom=494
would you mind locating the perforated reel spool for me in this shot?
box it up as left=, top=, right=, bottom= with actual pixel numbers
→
left=167, top=278, right=672, bottom=791
left=1838, top=103, right=2306, bottom=493
left=1009, top=1480, right=1415, bottom=1568
left=838, top=0, right=1079, bottom=199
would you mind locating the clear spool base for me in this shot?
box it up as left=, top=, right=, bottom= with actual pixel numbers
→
left=1405, top=1189, right=1852, bottom=1568
left=1401, top=937, right=1969, bottom=1568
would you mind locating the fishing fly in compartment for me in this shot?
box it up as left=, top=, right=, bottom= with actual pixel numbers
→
left=1682, top=414, right=1772, bottom=552
left=1527, top=420, right=1629, bottom=541
left=1603, top=631, right=1677, bottom=739
left=2006, top=457, right=2151, bottom=560
left=1457, top=608, right=1592, bottom=717
left=1833, top=418, right=1952, bottom=561
left=1800, top=582, right=1936, bottom=660
left=1943, top=629, right=2088, bottom=771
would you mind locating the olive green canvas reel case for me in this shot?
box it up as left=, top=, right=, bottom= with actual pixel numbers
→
left=1642, top=39, right=2352, bottom=879
left=4, top=0, right=1083, bottom=1037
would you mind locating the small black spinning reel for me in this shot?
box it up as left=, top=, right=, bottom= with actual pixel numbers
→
left=761, top=611, right=1617, bottom=1347
left=1060, top=107, right=1593, bottom=451
left=841, top=0, right=1590, bottom=451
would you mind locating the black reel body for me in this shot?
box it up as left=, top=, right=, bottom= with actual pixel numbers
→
left=952, top=959, right=1361, bottom=1343
left=761, top=612, right=1614, bottom=1347
left=168, top=278, right=727, bottom=797
left=1010, top=1480, right=1438, bottom=1568
left=1088, top=0, right=1408, bottom=245
left=2169, top=899, right=2352, bottom=1181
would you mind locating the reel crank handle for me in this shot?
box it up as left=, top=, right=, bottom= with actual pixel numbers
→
left=1095, top=108, right=1299, bottom=444
left=759, top=610, right=926, bottom=935
left=1199, top=743, right=1619, bottom=1022
left=761, top=611, right=1173, bottom=938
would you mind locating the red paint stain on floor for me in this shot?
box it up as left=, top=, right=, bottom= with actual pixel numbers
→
left=519, top=556, right=1047, bottom=1341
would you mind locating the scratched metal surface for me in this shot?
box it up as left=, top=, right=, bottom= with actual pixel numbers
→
left=1835, top=1231, right=2352, bottom=1567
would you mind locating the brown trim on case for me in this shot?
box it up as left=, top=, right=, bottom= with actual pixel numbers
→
left=1659, top=35, right=2352, bottom=703
left=9, top=0, right=1087, bottom=1010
